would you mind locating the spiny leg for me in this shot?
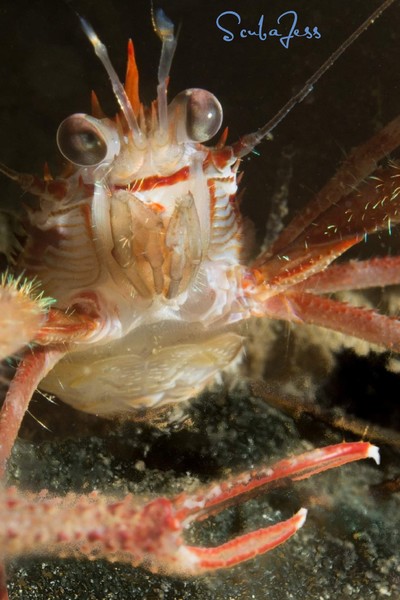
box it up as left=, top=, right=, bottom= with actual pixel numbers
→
left=0, top=564, right=7, bottom=600
left=0, top=295, right=99, bottom=477
left=0, top=347, right=66, bottom=478
left=295, top=255, right=400, bottom=294
left=268, top=115, right=400, bottom=256
left=264, top=291, right=400, bottom=352
left=245, top=160, right=400, bottom=353
left=0, top=289, right=99, bottom=599
left=251, top=161, right=400, bottom=295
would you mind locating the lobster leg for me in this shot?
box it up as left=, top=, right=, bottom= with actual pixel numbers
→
left=262, top=291, right=400, bottom=352
left=268, top=114, right=400, bottom=256
left=0, top=269, right=102, bottom=475
left=294, top=256, right=400, bottom=294
left=0, top=565, right=7, bottom=600
left=250, top=159, right=400, bottom=297
left=0, top=285, right=100, bottom=599
left=0, top=347, right=66, bottom=478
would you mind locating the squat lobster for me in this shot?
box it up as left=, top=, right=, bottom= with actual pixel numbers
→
left=0, top=1, right=399, bottom=597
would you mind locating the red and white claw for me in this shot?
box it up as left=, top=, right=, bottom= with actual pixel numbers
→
left=179, top=509, right=307, bottom=573
left=0, top=442, right=378, bottom=577
left=170, top=441, right=379, bottom=574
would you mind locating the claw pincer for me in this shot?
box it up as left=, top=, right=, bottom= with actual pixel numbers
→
left=0, top=442, right=378, bottom=574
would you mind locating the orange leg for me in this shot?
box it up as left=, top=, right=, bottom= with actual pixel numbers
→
left=269, top=115, right=400, bottom=255
left=296, top=256, right=400, bottom=294
left=0, top=565, right=7, bottom=600
left=0, top=347, right=66, bottom=478
left=0, top=293, right=98, bottom=598
left=263, top=291, right=400, bottom=352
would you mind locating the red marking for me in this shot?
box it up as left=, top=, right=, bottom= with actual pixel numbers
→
left=77, top=177, right=94, bottom=198
left=242, top=272, right=257, bottom=289
left=80, top=204, right=93, bottom=238
left=5, top=498, right=18, bottom=510
left=24, top=223, right=66, bottom=260
left=87, top=531, right=102, bottom=543
left=228, top=193, right=236, bottom=204
left=210, top=147, right=235, bottom=170
left=47, top=181, right=68, bottom=200
left=71, top=291, right=101, bottom=318
left=121, top=166, right=190, bottom=192
left=36, top=308, right=98, bottom=344
left=208, top=180, right=217, bottom=221
left=60, top=162, right=75, bottom=179
left=30, top=176, right=46, bottom=194
left=149, top=202, right=165, bottom=213
left=6, top=529, right=17, bottom=540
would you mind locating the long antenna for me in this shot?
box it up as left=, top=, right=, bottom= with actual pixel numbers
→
left=236, top=0, right=396, bottom=156
left=151, top=6, right=178, bottom=139
left=79, top=16, right=143, bottom=142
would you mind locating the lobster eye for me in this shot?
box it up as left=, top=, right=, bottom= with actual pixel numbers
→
left=57, top=114, right=120, bottom=167
left=170, top=89, right=223, bottom=143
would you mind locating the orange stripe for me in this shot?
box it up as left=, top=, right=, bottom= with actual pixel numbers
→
left=119, top=166, right=190, bottom=192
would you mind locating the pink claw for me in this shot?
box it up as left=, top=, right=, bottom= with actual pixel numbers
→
left=0, top=441, right=378, bottom=577
left=184, top=508, right=307, bottom=571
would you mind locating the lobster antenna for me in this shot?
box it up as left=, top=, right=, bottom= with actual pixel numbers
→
left=237, top=0, right=396, bottom=157
left=79, top=16, right=143, bottom=142
left=151, top=6, right=178, bottom=139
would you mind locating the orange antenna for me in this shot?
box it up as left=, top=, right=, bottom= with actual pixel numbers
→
left=125, top=39, right=141, bottom=117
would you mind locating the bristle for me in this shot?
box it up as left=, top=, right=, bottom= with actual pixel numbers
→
left=0, top=271, right=55, bottom=358
left=125, top=39, right=141, bottom=116
left=1, top=271, right=55, bottom=311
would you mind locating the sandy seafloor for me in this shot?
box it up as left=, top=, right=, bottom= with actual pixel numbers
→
left=4, top=366, right=400, bottom=600
left=0, top=0, right=400, bottom=598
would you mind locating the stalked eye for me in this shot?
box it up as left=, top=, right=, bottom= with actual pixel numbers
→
left=169, top=89, right=223, bottom=143
left=57, top=114, right=120, bottom=167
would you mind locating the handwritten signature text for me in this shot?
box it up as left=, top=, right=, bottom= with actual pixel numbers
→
left=216, top=10, right=321, bottom=49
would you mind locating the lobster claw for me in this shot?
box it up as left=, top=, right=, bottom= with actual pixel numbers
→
left=168, top=442, right=379, bottom=574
